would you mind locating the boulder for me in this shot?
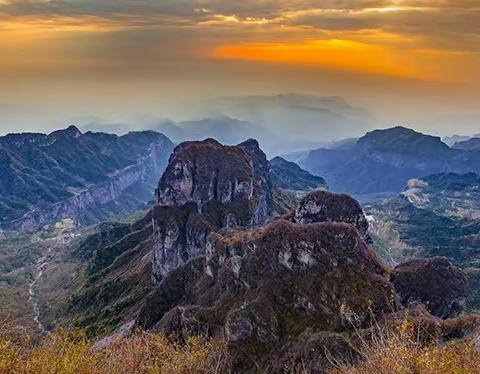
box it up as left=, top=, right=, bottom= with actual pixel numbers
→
left=293, top=190, right=371, bottom=243
left=391, top=257, right=468, bottom=318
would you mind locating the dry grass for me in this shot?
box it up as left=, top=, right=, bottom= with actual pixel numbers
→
left=329, top=319, right=480, bottom=374
left=0, top=324, right=228, bottom=374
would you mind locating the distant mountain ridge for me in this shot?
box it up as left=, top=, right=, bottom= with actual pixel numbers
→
left=367, top=172, right=480, bottom=268
left=0, top=126, right=174, bottom=229
left=453, top=137, right=480, bottom=151
left=269, top=156, right=327, bottom=191
left=298, top=126, right=480, bottom=194
left=443, top=134, right=480, bottom=147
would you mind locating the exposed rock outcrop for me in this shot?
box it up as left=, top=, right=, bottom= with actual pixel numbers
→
left=391, top=257, right=468, bottom=318
left=59, top=135, right=480, bottom=372
left=151, top=139, right=273, bottom=281
left=291, top=190, right=371, bottom=243
left=140, top=188, right=398, bottom=371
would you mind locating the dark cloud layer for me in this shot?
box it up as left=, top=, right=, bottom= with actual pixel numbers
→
left=1, top=1, right=478, bottom=52
left=0, top=0, right=478, bottom=138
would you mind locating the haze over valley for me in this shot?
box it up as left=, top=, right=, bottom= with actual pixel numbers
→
left=1, top=0, right=480, bottom=372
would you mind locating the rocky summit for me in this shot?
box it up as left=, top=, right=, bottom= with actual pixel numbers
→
left=136, top=142, right=477, bottom=371
left=292, top=190, right=371, bottom=243
left=151, top=138, right=273, bottom=281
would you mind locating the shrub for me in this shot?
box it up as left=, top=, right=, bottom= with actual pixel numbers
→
left=329, top=319, right=480, bottom=374
left=0, top=325, right=228, bottom=374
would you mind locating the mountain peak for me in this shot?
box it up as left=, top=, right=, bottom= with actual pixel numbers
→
left=357, top=126, right=448, bottom=153
left=237, top=138, right=260, bottom=148
left=48, top=124, right=82, bottom=140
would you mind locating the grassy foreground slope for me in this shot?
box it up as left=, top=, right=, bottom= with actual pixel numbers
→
left=0, top=325, right=228, bottom=374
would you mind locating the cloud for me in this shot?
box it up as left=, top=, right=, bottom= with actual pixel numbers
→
left=0, top=0, right=478, bottom=138
left=1, top=0, right=477, bottom=55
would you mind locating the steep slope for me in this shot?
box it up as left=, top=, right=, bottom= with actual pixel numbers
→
left=0, top=126, right=174, bottom=229
left=44, top=138, right=274, bottom=333
left=138, top=189, right=475, bottom=371
left=152, top=138, right=273, bottom=280
left=299, top=126, right=480, bottom=194
left=269, top=156, right=327, bottom=191
left=139, top=190, right=398, bottom=371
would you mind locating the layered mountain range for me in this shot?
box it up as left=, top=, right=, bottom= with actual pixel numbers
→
left=366, top=172, right=480, bottom=269
left=296, top=126, right=480, bottom=194
left=29, top=137, right=480, bottom=372
left=2, top=123, right=480, bottom=371
left=453, top=137, right=480, bottom=151
left=0, top=126, right=174, bottom=230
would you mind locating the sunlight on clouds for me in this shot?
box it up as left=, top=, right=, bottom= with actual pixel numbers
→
left=0, top=15, right=129, bottom=33
left=0, top=0, right=478, bottom=86
left=213, top=39, right=424, bottom=79
left=199, top=14, right=274, bottom=25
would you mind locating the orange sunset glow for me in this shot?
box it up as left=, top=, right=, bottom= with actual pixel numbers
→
left=0, top=0, right=478, bottom=136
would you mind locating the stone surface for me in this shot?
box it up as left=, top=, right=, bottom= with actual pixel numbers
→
left=151, top=139, right=273, bottom=281
left=293, top=190, right=371, bottom=243
left=141, top=217, right=398, bottom=371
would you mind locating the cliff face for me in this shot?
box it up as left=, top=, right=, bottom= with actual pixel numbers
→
left=140, top=188, right=399, bottom=371
left=0, top=127, right=174, bottom=230
left=139, top=188, right=476, bottom=372
left=151, top=138, right=273, bottom=281
left=56, top=138, right=478, bottom=372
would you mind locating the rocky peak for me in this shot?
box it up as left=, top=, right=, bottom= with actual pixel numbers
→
left=237, top=138, right=273, bottom=225
left=48, top=125, right=83, bottom=141
left=141, top=215, right=398, bottom=371
left=357, top=126, right=450, bottom=155
left=292, top=190, right=371, bottom=243
left=156, top=139, right=255, bottom=209
left=151, top=138, right=273, bottom=281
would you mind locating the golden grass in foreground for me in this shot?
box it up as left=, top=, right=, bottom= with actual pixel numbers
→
left=330, top=320, right=480, bottom=374
left=0, top=326, right=228, bottom=374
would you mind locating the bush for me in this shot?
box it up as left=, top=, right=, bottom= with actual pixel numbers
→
left=329, top=319, right=480, bottom=374
left=0, top=325, right=228, bottom=374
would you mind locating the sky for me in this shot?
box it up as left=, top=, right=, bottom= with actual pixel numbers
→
left=0, top=0, right=479, bottom=139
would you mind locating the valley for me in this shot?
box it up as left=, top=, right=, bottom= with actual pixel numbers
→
left=1, top=125, right=480, bottom=372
